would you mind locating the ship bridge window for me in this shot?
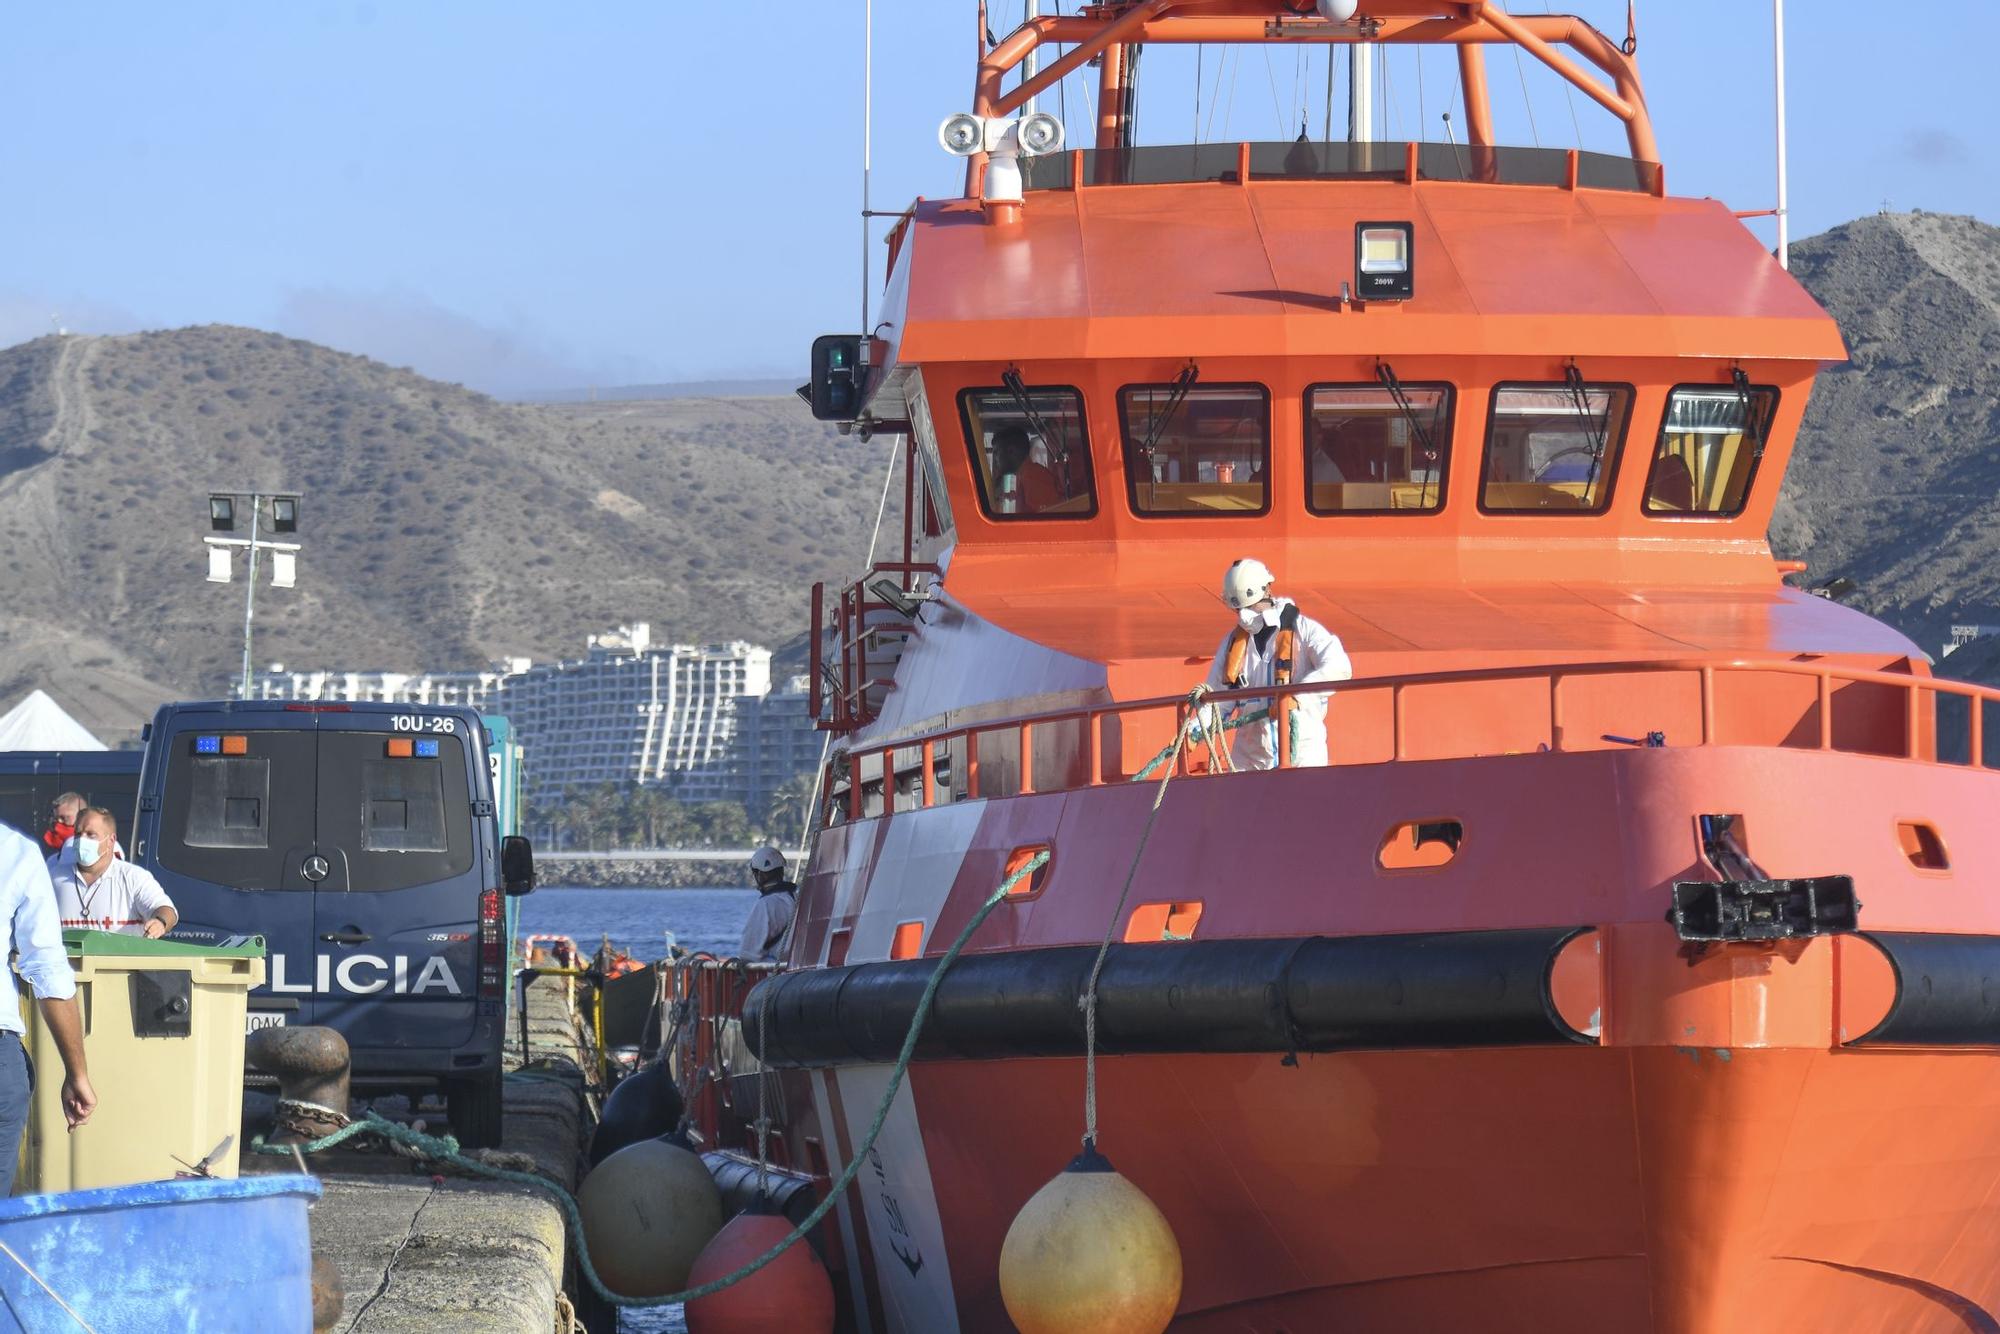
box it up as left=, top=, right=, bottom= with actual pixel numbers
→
left=1119, top=383, right=1270, bottom=517
left=1643, top=384, right=1778, bottom=517
left=960, top=385, right=1096, bottom=520
left=1305, top=384, right=1452, bottom=514
left=1480, top=381, right=1632, bottom=513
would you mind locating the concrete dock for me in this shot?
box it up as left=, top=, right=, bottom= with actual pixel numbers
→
left=244, top=976, right=600, bottom=1333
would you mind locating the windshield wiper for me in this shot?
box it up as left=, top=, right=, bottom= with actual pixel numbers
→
left=1563, top=364, right=1612, bottom=496
left=1000, top=367, right=1069, bottom=467
left=1731, top=368, right=1766, bottom=461
left=1139, top=363, right=1201, bottom=468
left=1375, top=363, right=1441, bottom=508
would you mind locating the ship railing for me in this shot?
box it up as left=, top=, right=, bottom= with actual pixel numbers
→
left=662, top=956, right=786, bottom=1159
left=810, top=562, right=941, bottom=734
left=829, top=656, right=2000, bottom=821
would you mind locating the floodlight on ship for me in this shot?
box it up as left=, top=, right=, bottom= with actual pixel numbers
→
left=938, top=111, right=1066, bottom=207
left=1355, top=221, right=1415, bottom=301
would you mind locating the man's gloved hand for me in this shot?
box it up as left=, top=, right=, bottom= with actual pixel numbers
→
left=1189, top=701, right=1224, bottom=740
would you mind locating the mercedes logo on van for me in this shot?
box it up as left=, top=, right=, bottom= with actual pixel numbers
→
left=303, top=856, right=329, bottom=882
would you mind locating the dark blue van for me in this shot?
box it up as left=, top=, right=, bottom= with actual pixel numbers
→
left=133, top=700, right=535, bottom=1145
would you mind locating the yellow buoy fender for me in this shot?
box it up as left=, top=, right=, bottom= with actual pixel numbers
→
left=576, top=1137, right=725, bottom=1297
left=998, top=1142, right=1183, bottom=1334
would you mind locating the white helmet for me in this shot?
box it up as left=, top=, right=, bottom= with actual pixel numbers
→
left=749, top=847, right=786, bottom=877
left=1221, top=558, right=1275, bottom=610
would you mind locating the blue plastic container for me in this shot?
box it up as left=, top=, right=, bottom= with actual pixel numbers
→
left=0, top=1175, right=321, bottom=1332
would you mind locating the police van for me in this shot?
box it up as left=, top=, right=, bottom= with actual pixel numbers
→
left=133, top=700, right=535, bottom=1146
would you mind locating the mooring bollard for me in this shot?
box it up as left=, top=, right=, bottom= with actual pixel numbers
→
left=248, top=1026, right=354, bottom=1145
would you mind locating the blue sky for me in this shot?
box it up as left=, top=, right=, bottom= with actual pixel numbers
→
left=0, top=2, right=1990, bottom=396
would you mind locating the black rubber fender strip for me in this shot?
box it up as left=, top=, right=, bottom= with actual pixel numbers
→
left=1849, top=932, right=2000, bottom=1046
left=743, top=927, right=1594, bottom=1068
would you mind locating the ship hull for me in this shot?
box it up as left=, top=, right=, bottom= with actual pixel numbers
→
left=808, top=1044, right=2000, bottom=1333
left=766, top=744, right=2000, bottom=1332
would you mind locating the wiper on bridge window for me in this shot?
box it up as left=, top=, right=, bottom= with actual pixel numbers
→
left=1138, top=363, right=1200, bottom=471
left=1563, top=363, right=1613, bottom=495
left=1375, top=362, right=1442, bottom=509
left=1000, top=367, right=1072, bottom=470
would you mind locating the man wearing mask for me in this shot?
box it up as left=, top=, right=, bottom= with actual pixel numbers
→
left=1202, top=558, right=1353, bottom=770
left=737, top=847, right=797, bottom=963
left=41, top=792, right=86, bottom=857
left=47, top=808, right=176, bottom=938
left=0, top=823, right=96, bottom=1192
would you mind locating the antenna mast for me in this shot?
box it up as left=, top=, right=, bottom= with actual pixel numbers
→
left=862, top=0, right=874, bottom=333
left=1348, top=42, right=1372, bottom=142
left=1022, top=0, right=1039, bottom=119
left=1773, top=0, right=1789, bottom=268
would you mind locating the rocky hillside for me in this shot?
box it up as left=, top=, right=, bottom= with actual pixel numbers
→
left=0, top=327, right=894, bottom=742
left=3, top=210, right=1998, bottom=743
left=1773, top=211, right=2000, bottom=658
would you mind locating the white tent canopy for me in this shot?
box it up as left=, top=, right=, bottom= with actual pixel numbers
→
left=0, top=691, right=106, bottom=752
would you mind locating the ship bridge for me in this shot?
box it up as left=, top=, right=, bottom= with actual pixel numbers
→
left=805, top=1, right=1906, bottom=744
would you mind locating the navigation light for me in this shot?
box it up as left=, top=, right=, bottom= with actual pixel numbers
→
left=415, top=739, right=440, bottom=757
left=386, top=738, right=414, bottom=758
left=195, top=736, right=222, bottom=754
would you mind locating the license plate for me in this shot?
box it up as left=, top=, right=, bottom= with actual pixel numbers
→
left=246, top=1012, right=287, bottom=1034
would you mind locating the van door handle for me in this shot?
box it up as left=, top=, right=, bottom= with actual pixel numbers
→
left=319, top=930, right=372, bottom=945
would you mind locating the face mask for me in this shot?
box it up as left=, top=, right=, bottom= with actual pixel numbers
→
left=1237, top=607, right=1263, bottom=631
left=74, top=836, right=102, bottom=867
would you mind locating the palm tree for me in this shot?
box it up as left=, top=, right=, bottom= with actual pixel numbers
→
left=760, top=771, right=819, bottom=847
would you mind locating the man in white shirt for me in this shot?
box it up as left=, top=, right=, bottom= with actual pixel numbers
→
left=1202, top=557, right=1353, bottom=770
left=737, top=847, right=797, bottom=963
left=47, top=808, right=177, bottom=938
left=0, top=823, right=97, bottom=1192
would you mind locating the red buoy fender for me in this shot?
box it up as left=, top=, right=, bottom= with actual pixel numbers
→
left=684, top=1211, right=835, bottom=1334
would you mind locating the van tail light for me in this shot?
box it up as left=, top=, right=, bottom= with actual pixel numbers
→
left=479, top=888, right=503, bottom=997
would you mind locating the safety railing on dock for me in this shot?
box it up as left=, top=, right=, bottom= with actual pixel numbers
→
left=830, top=657, right=2000, bottom=820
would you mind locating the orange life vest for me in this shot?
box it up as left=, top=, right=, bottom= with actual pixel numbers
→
left=1224, top=604, right=1301, bottom=757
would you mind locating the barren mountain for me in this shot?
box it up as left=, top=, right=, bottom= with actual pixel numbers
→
left=3, top=209, right=1998, bottom=744
left=0, top=327, right=895, bottom=742
left=1772, top=211, right=2000, bottom=659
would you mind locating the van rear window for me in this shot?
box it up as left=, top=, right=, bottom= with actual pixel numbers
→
left=319, top=732, right=474, bottom=891
left=185, top=757, right=271, bottom=849
left=158, top=730, right=316, bottom=891
left=363, top=760, right=449, bottom=853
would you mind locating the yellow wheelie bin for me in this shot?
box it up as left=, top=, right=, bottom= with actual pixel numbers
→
left=15, top=930, right=266, bottom=1193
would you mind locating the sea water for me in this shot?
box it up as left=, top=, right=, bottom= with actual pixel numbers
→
left=515, top=885, right=758, bottom=961
left=514, top=887, right=758, bottom=1333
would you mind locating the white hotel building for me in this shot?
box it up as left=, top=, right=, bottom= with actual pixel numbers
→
left=245, top=623, right=821, bottom=810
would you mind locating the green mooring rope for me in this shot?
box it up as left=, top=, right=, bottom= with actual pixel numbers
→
left=255, top=848, right=1052, bottom=1310
left=1132, top=700, right=1301, bottom=781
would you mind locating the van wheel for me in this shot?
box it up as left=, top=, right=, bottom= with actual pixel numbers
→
left=447, top=1074, right=503, bottom=1149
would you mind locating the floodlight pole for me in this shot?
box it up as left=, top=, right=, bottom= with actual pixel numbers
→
left=240, top=495, right=262, bottom=699
left=205, top=489, right=301, bottom=699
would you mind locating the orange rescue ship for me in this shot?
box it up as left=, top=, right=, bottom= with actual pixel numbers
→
left=690, top=4, right=2000, bottom=1330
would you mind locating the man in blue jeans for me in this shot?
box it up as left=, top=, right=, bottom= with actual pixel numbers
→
left=0, top=824, right=96, bottom=1194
